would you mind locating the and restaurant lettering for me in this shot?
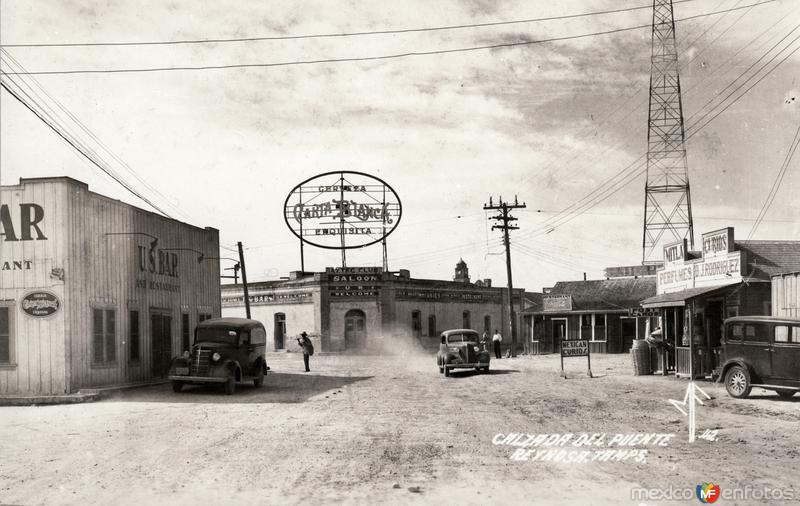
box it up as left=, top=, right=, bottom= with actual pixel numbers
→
left=1, top=260, right=33, bottom=271
left=0, top=203, right=47, bottom=241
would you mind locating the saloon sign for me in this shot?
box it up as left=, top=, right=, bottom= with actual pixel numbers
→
left=284, top=171, right=402, bottom=250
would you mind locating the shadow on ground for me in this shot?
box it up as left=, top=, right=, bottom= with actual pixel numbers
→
left=103, top=372, right=374, bottom=404
left=445, top=369, right=520, bottom=378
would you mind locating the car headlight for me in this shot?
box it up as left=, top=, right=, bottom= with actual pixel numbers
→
left=474, top=346, right=480, bottom=352
left=183, top=351, right=190, bottom=359
left=448, top=347, right=460, bottom=352
left=212, top=352, right=221, bottom=362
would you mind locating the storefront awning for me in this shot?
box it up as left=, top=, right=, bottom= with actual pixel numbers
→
left=640, top=282, right=741, bottom=308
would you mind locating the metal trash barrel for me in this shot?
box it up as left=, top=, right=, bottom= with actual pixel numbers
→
left=631, top=339, right=652, bottom=375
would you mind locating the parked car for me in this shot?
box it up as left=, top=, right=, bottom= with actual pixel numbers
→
left=716, top=316, right=800, bottom=399
left=437, top=329, right=490, bottom=377
left=168, top=317, right=268, bottom=395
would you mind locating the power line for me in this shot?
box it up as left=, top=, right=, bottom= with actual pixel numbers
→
left=0, top=49, right=194, bottom=221
left=746, top=121, right=800, bottom=240
left=1, top=0, right=703, bottom=48
left=515, top=27, right=800, bottom=243
left=0, top=75, right=173, bottom=217
left=0, top=1, right=777, bottom=76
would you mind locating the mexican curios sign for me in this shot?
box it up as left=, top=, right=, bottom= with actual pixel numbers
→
left=284, top=171, right=402, bottom=250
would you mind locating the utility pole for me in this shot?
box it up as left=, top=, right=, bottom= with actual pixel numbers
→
left=237, top=241, right=251, bottom=319
left=484, top=195, right=526, bottom=357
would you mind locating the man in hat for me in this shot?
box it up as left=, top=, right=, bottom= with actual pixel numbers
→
left=297, top=332, right=314, bottom=372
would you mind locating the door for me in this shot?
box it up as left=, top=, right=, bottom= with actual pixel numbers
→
left=741, top=322, right=772, bottom=379
left=771, top=325, right=800, bottom=383
left=344, top=309, right=366, bottom=349
left=150, top=311, right=172, bottom=378
left=621, top=318, right=637, bottom=352
left=553, top=319, right=567, bottom=352
left=274, top=313, right=286, bottom=350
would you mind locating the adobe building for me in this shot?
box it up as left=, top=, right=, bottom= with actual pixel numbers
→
left=221, top=260, right=530, bottom=353
left=0, top=177, right=221, bottom=395
left=640, top=227, right=800, bottom=378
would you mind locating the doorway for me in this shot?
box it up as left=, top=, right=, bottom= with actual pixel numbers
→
left=621, top=317, right=637, bottom=352
left=344, top=309, right=366, bottom=349
left=150, top=310, right=172, bottom=378
left=274, top=313, right=286, bottom=350
left=552, top=318, right=567, bottom=352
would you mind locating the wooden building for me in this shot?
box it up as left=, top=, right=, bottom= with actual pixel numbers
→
left=522, top=277, right=657, bottom=354
left=221, top=261, right=532, bottom=353
left=0, top=177, right=220, bottom=395
left=640, top=228, right=800, bottom=378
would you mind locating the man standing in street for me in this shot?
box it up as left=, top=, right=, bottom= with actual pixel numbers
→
left=492, top=329, right=503, bottom=359
left=297, top=332, right=314, bottom=372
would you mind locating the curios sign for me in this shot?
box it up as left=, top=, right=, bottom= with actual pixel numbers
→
left=284, top=171, right=402, bottom=250
left=21, top=290, right=60, bottom=317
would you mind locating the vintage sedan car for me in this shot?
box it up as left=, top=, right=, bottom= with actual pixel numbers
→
left=437, top=329, right=490, bottom=377
left=717, top=316, right=800, bottom=399
left=168, top=317, right=268, bottom=395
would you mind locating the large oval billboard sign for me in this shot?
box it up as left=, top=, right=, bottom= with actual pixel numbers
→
left=284, top=171, right=402, bottom=250
left=21, top=291, right=61, bottom=318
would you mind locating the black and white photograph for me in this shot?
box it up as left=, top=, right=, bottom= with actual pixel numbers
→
left=1, top=0, right=799, bottom=504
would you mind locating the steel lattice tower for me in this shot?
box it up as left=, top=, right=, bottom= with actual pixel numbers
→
left=642, top=0, right=694, bottom=263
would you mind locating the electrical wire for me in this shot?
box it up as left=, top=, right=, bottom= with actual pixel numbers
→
left=0, top=75, right=173, bottom=217
left=2, top=0, right=703, bottom=48
left=0, top=1, right=777, bottom=76
left=746, top=121, right=800, bottom=240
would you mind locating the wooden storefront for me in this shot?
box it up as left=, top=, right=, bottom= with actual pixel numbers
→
left=1, top=177, right=221, bottom=395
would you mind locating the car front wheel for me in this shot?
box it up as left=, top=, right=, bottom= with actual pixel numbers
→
left=725, top=365, right=751, bottom=398
left=776, top=389, right=796, bottom=399
left=172, top=381, right=184, bottom=393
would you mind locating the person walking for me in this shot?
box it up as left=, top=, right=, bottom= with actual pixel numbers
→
left=296, top=332, right=314, bottom=372
left=492, top=329, right=503, bottom=359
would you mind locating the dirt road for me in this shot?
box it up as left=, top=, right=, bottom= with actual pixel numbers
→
left=1, top=352, right=799, bottom=505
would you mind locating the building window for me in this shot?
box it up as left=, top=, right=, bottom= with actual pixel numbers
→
left=593, top=314, right=606, bottom=342
left=93, top=308, right=117, bottom=365
left=181, top=313, right=190, bottom=351
left=484, top=315, right=491, bottom=335
left=129, top=310, right=140, bottom=362
left=198, top=313, right=212, bottom=323
left=411, top=310, right=421, bottom=338
left=463, top=311, right=471, bottom=329
left=428, top=315, right=436, bottom=337
left=0, top=305, right=12, bottom=364
left=580, top=314, right=591, bottom=339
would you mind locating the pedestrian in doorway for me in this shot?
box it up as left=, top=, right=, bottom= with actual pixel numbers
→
left=492, top=329, right=503, bottom=359
left=297, top=332, right=314, bottom=372
left=481, top=331, right=489, bottom=352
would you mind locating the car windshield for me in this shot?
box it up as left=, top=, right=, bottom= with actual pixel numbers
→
left=447, top=333, right=479, bottom=344
left=196, top=327, right=239, bottom=344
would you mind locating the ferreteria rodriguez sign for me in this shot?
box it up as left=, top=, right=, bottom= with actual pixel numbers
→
left=21, top=291, right=60, bottom=317
left=560, top=339, right=593, bottom=379
left=284, top=171, right=402, bottom=250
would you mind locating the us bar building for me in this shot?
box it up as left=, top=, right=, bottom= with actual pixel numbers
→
left=0, top=177, right=221, bottom=395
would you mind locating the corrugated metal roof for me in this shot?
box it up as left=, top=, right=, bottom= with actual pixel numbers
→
left=543, top=277, right=657, bottom=311
left=737, top=241, right=800, bottom=279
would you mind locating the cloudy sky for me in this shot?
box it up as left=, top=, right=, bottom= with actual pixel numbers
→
left=1, top=0, right=799, bottom=291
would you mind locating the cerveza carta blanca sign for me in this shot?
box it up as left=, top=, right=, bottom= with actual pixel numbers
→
left=284, top=171, right=402, bottom=250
